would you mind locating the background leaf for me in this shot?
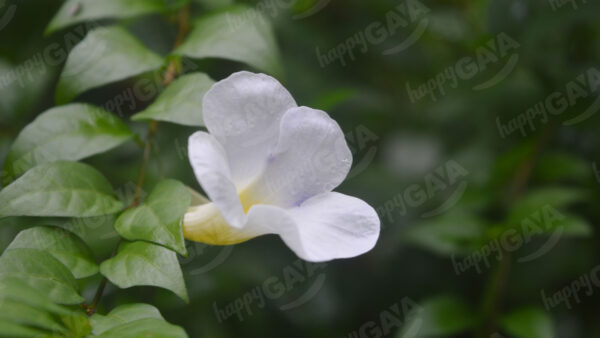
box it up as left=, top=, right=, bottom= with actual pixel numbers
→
left=0, top=161, right=123, bottom=218
left=175, top=5, right=283, bottom=76
left=46, top=0, right=184, bottom=35
left=6, top=226, right=98, bottom=279
left=56, top=26, right=164, bottom=104
left=132, top=72, right=214, bottom=126
left=0, top=248, right=83, bottom=304
left=95, top=318, right=188, bottom=338
left=500, top=307, right=555, bottom=338
left=2, top=103, right=133, bottom=184
left=100, top=241, right=188, bottom=302
left=90, top=303, right=164, bottom=335
left=114, top=179, right=191, bottom=255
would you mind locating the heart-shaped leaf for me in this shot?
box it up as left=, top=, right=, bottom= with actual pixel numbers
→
left=0, top=249, right=84, bottom=304
left=95, top=318, right=188, bottom=338
left=0, top=161, right=123, bottom=218
left=56, top=26, right=164, bottom=104
left=132, top=73, right=214, bottom=126
left=46, top=0, right=186, bottom=35
left=114, top=179, right=191, bottom=255
left=90, top=303, right=164, bottom=335
left=175, top=5, right=283, bottom=76
left=3, top=103, right=133, bottom=184
left=100, top=241, right=188, bottom=302
left=6, top=226, right=98, bottom=279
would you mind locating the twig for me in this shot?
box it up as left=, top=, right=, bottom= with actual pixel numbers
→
left=83, top=5, right=191, bottom=315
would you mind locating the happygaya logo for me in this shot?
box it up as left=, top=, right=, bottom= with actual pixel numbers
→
left=181, top=242, right=234, bottom=275
left=213, top=260, right=327, bottom=323
left=406, top=32, right=520, bottom=103
left=344, top=298, right=423, bottom=338
left=451, top=205, right=569, bottom=275
left=377, top=160, right=470, bottom=223
left=316, top=0, right=430, bottom=68
left=0, top=0, right=16, bottom=32
left=346, top=125, right=379, bottom=179
left=497, top=67, right=600, bottom=138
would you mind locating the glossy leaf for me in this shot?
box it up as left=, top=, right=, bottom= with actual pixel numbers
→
left=115, top=179, right=191, bottom=255
left=0, top=249, right=84, bottom=304
left=2, top=103, right=133, bottom=185
left=95, top=318, right=188, bottom=338
left=6, top=226, right=98, bottom=279
left=0, top=161, right=123, bottom=218
left=99, top=241, right=188, bottom=302
left=175, top=6, right=283, bottom=76
left=132, top=73, right=214, bottom=126
left=501, top=307, right=555, bottom=338
left=0, top=277, right=74, bottom=316
left=46, top=0, right=185, bottom=35
left=56, top=26, right=164, bottom=104
left=90, top=303, right=164, bottom=335
left=0, top=298, right=66, bottom=333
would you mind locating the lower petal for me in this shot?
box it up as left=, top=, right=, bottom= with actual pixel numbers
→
left=246, top=192, right=380, bottom=262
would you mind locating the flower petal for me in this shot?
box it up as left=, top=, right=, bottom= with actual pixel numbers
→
left=188, top=131, right=245, bottom=228
left=247, top=107, right=352, bottom=207
left=203, top=71, right=297, bottom=188
left=246, top=192, right=380, bottom=262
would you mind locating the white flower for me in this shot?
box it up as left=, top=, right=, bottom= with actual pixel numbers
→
left=183, top=71, right=380, bottom=262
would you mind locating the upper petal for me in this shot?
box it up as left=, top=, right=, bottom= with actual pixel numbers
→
left=246, top=106, right=352, bottom=208
left=188, top=131, right=245, bottom=228
left=202, top=71, right=297, bottom=188
left=246, top=192, right=380, bottom=262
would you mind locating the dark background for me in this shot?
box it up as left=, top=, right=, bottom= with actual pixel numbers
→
left=1, top=0, right=600, bottom=337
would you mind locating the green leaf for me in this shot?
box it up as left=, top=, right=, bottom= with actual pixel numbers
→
left=56, top=26, right=164, bottom=104
left=114, top=179, right=191, bottom=255
left=132, top=73, right=214, bottom=126
left=46, top=0, right=185, bottom=35
left=403, top=210, right=487, bottom=257
left=175, top=5, right=283, bottom=76
left=0, top=161, right=123, bottom=218
left=0, top=319, right=51, bottom=337
left=6, top=226, right=98, bottom=279
left=95, top=318, right=188, bottom=338
left=90, top=303, right=164, bottom=335
left=500, top=307, right=555, bottom=338
left=60, top=311, right=92, bottom=338
left=507, top=187, right=585, bottom=225
left=3, top=103, right=133, bottom=185
left=399, top=295, right=477, bottom=338
left=0, top=249, right=84, bottom=304
left=99, top=241, right=188, bottom=302
left=0, top=277, right=74, bottom=316
left=0, top=298, right=66, bottom=333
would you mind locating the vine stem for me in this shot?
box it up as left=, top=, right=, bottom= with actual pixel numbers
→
left=478, top=124, right=557, bottom=337
left=83, top=5, right=191, bottom=316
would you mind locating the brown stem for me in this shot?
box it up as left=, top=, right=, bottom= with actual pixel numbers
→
left=479, top=124, right=557, bottom=337
left=83, top=5, right=191, bottom=315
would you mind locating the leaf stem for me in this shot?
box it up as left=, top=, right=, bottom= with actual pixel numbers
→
left=84, top=5, right=192, bottom=315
